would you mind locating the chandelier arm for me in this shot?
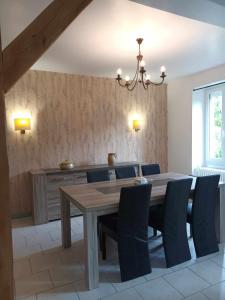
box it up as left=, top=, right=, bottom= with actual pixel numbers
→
left=126, top=61, right=140, bottom=91
left=117, top=80, right=127, bottom=87
left=128, top=60, right=139, bottom=87
left=141, top=72, right=148, bottom=90
left=148, top=77, right=165, bottom=86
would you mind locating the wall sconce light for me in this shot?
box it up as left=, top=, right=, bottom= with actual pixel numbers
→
left=14, top=118, right=31, bottom=134
left=133, top=119, right=141, bottom=132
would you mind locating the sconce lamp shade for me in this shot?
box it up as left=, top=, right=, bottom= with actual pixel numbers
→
left=133, top=119, right=141, bottom=132
left=14, top=118, right=31, bottom=134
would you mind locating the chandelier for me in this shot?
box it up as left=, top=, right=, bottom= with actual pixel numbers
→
left=115, top=38, right=166, bottom=91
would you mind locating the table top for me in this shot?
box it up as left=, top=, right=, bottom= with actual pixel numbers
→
left=60, top=172, right=194, bottom=213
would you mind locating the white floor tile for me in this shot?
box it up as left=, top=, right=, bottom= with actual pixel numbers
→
left=144, top=267, right=173, bottom=281
left=164, top=268, right=209, bottom=297
left=49, top=264, right=84, bottom=287
left=135, top=277, right=183, bottom=300
left=74, top=280, right=116, bottom=300
left=202, top=281, right=225, bottom=300
left=30, top=252, right=62, bottom=273
left=15, top=271, right=53, bottom=299
left=26, top=232, right=52, bottom=247
left=110, top=274, right=146, bottom=292
left=103, top=288, right=143, bottom=300
left=189, top=260, right=225, bottom=284
left=13, top=244, right=42, bottom=260
left=40, top=239, right=62, bottom=253
left=14, top=258, right=32, bottom=280
left=37, top=284, right=79, bottom=300
left=185, top=292, right=209, bottom=300
left=59, top=247, right=84, bottom=265
left=170, top=259, right=196, bottom=271
left=13, top=233, right=27, bottom=249
left=211, top=252, right=225, bottom=268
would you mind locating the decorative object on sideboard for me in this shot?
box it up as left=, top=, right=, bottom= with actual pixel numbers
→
left=59, top=160, right=75, bottom=170
left=115, top=38, right=166, bottom=91
left=108, top=153, right=117, bottom=166
left=14, top=118, right=31, bottom=134
left=133, top=119, right=141, bottom=132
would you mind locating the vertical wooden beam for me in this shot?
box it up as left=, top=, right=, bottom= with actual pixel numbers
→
left=0, top=31, right=14, bottom=300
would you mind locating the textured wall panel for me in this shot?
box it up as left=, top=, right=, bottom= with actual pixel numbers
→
left=5, top=70, right=167, bottom=216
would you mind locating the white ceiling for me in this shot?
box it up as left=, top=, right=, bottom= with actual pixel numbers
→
left=1, top=0, right=225, bottom=80
left=131, top=0, right=225, bottom=28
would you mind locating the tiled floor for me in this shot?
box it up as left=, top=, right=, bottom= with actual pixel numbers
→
left=12, top=217, right=225, bottom=300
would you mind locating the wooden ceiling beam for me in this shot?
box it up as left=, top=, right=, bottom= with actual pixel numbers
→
left=2, top=0, right=93, bottom=93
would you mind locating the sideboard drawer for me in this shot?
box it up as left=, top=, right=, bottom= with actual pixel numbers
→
left=48, top=200, right=81, bottom=221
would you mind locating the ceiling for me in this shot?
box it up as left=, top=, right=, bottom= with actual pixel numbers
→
left=131, top=0, right=225, bottom=28
left=1, top=0, right=225, bottom=81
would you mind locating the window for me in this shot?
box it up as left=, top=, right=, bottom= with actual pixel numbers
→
left=205, top=84, right=225, bottom=167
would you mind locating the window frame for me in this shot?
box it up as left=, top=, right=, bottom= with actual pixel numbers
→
left=204, top=84, right=225, bottom=168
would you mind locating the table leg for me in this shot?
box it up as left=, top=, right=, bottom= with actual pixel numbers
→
left=83, top=211, right=99, bottom=289
left=60, top=191, right=71, bottom=248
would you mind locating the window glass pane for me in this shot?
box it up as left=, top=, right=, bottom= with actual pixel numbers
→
left=209, top=90, right=223, bottom=160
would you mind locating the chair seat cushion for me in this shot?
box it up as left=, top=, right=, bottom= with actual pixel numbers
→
left=149, top=204, right=164, bottom=232
left=187, top=202, right=192, bottom=223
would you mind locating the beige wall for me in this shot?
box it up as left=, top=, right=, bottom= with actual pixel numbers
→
left=5, top=70, right=167, bottom=216
left=168, top=64, right=225, bottom=174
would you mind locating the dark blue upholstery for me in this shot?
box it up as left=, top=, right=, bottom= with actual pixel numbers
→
left=187, top=175, right=220, bottom=257
left=142, top=164, right=160, bottom=176
left=115, top=166, right=136, bottom=179
left=86, top=169, right=110, bottom=183
left=149, top=178, right=193, bottom=267
left=100, top=184, right=152, bottom=281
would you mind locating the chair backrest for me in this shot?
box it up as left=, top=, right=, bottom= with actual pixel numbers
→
left=86, top=169, right=110, bottom=183
left=142, top=164, right=160, bottom=176
left=192, top=175, right=220, bottom=257
left=163, top=178, right=193, bottom=267
left=118, top=184, right=152, bottom=237
left=117, top=184, right=152, bottom=281
left=115, top=166, right=136, bottom=179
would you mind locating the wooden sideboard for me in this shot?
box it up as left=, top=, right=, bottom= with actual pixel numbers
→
left=30, top=162, right=140, bottom=225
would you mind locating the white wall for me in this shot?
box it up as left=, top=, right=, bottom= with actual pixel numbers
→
left=168, top=64, right=225, bottom=174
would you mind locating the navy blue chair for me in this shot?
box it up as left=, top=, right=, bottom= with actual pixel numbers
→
left=142, top=164, right=160, bottom=176
left=142, top=163, right=160, bottom=237
left=87, top=169, right=110, bottom=183
left=115, top=166, right=136, bottom=179
left=187, top=175, right=220, bottom=257
left=149, top=178, right=193, bottom=267
left=86, top=169, right=110, bottom=252
left=99, top=184, right=152, bottom=282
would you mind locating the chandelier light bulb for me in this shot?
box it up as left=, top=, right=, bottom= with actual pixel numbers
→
left=125, top=75, right=130, bottom=82
left=146, top=74, right=151, bottom=81
left=140, top=60, right=146, bottom=67
left=161, top=65, right=166, bottom=73
left=117, top=68, right=122, bottom=75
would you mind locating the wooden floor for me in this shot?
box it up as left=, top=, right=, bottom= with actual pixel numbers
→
left=13, top=217, right=225, bottom=300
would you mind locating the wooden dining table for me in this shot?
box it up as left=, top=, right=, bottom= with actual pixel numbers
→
left=60, top=172, right=225, bottom=290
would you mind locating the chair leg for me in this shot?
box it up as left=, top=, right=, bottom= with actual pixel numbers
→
left=101, top=231, right=107, bottom=260
left=153, top=229, right=157, bottom=237
left=98, top=222, right=102, bottom=251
